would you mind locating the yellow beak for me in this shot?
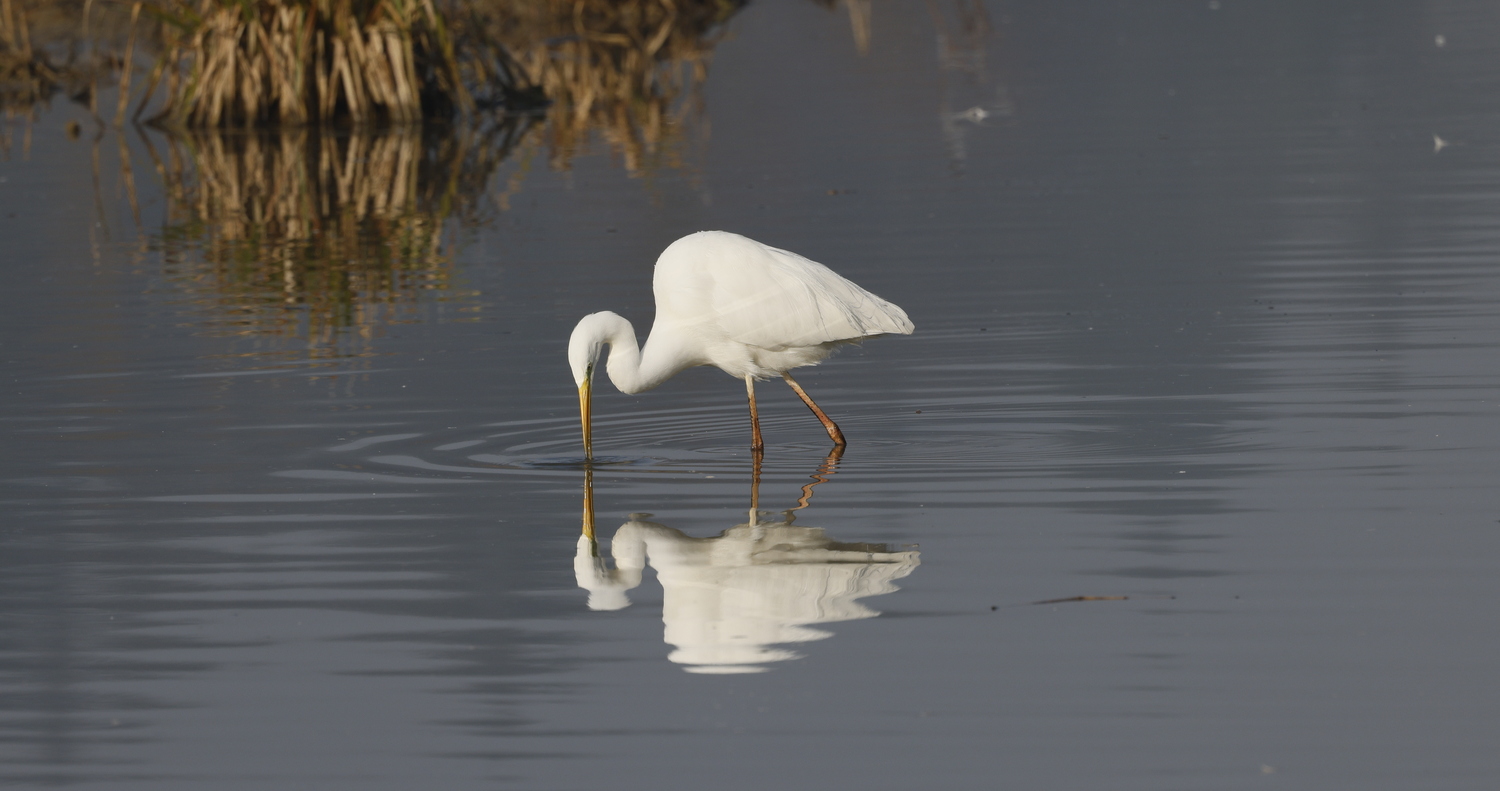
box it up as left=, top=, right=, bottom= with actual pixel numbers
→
left=578, top=376, right=593, bottom=459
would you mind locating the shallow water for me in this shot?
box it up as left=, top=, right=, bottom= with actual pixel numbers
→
left=4, top=1, right=1500, bottom=788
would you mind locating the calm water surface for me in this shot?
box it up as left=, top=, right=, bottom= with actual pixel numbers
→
left=4, top=2, right=1500, bottom=789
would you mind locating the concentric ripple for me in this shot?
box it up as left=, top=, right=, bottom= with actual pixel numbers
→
left=279, top=391, right=1260, bottom=493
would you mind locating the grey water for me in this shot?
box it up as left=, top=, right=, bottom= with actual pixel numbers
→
left=4, top=1, right=1500, bottom=788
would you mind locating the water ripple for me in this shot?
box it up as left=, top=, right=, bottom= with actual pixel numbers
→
left=268, top=394, right=1259, bottom=493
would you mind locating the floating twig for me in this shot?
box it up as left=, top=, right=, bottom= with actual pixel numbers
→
left=1032, top=595, right=1131, bottom=605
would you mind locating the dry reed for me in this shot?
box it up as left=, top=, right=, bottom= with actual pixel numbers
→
left=143, top=0, right=477, bottom=127
left=476, top=0, right=743, bottom=173
left=138, top=0, right=745, bottom=142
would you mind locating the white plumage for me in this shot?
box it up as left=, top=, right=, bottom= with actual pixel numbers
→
left=655, top=231, right=913, bottom=362
left=569, top=231, right=914, bottom=452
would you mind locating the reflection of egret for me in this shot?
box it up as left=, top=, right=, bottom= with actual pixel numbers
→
left=575, top=450, right=919, bottom=674
left=568, top=231, right=913, bottom=455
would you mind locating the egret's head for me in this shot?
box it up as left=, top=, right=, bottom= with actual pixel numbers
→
left=570, top=312, right=624, bottom=459
left=568, top=312, right=621, bottom=386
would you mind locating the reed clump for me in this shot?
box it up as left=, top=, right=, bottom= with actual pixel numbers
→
left=478, top=0, right=743, bottom=173
left=143, top=0, right=484, bottom=127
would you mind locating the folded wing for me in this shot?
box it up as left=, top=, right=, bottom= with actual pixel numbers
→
left=655, top=231, right=913, bottom=352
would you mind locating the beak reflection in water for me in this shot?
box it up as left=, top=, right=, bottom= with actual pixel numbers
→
left=574, top=450, right=919, bottom=674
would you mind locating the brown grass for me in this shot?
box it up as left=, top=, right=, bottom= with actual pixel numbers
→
left=140, top=0, right=746, bottom=137
left=7, top=0, right=747, bottom=160
left=142, top=0, right=476, bottom=127
left=477, top=0, right=743, bottom=173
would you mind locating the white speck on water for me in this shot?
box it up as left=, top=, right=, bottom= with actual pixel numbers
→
left=953, top=107, right=989, bottom=123
left=1434, top=134, right=1448, bottom=152
left=1435, top=34, right=1446, bottom=47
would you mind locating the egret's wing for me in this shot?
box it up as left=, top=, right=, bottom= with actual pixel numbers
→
left=705, top=239, right=914, bottom=351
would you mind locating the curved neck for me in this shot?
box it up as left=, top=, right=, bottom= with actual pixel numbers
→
left=594, top=314, right=687, bottom=394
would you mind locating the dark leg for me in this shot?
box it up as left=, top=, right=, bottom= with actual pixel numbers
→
left=745, top=375, right=764, bottom=451
left=782, top=371, right=847, bottom=446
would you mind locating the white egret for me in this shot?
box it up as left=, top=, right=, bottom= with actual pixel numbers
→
left=568, top=231, right=914, bottom=455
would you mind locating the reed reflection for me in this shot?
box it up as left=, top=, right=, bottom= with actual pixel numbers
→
left=9, top=0, right=748, bottom=352
left=575, top=451, right=919, bottom=674
left=144, top=120, right=530, bottom=349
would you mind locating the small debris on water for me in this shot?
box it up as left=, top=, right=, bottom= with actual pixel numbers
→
left=1038, top=594, right=1128, bottom=606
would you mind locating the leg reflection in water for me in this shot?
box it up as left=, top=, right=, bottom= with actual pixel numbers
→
left=574, top=449, right=920, bottom=674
